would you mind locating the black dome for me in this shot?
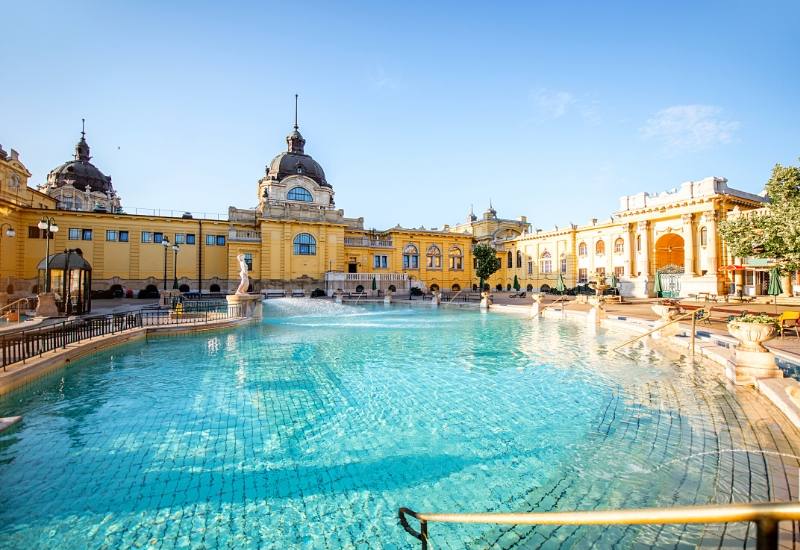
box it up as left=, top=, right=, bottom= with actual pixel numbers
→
left=47, top=134, right=114, bottom=194
left=265, top=127, right=330, bottom=188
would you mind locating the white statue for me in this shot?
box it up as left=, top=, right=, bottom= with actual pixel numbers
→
left=236, top=254, right=249, bottom=295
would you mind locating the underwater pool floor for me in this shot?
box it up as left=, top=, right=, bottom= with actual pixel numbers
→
left=0, top=302, right=798, bottom=549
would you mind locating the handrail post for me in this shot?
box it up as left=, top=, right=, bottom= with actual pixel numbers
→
left=692, top=310, right=696, bottom=359
left=756, top=518, right=778, bottom=550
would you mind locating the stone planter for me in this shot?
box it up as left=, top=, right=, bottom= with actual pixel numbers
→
left=726, top=321, right=782, bottom=385
left=651, top=304, right=680, bottom=338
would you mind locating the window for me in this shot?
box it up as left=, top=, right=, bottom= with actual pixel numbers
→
left=527, top=261, right=533, bottom=274
left=175, top=233, right=185, bottom=244
left=452, top=284, right=461, bottom=291
left=540, top=251, right=552, bottom=274
left=596, top=240, right=605, bottom=254
left=614, top=238, right=624, bottom=254
left=507, top=251, right=513, bottom=268
left=28, top=226, right=45, bottom=239
left=74, top=197, right=83, bottom=211
left=374, top=255, right=388, bottom=269
left=293, top=233, right=316, bottom=255
left=106, top=230, right=117, bottom=242
left=473, top=257, right=477, bottom=269
left=287, top=187, right=313, bottom=202
left=186, top=234, right=195, bottom=244
left=120, top=231, right=129, bottom=242
left=636, top=234, right=641, bottom=252
left=561, top=259, right=567, bottom=273
left=614, top=266, right=624, bottom=278
left=578, top=268, right=588, bottom=283
left=69, top=228, right=80, bottom=240
left=216, top=236, right=225, bottom=246
left=154, top=232, right=163, bottom=244
left=82, top=229, right=92, bottom=241
left=578, top=242, right=587, bottom=256
left=244, top=253, right=253, bottom=271
left=142, top=232, right=153, bottom=243
left=206, top=235, right=215, bottom=245
left=516, top=251, right=523, bottom=268
left=700, top=226, right=708, bottom=246
left=596, top=267, right=606, bottom=277
left=449, top=246, right=463, bottom=270
left=62, top=197, right=73, bottom=210
left=403, top=244, right=419, bottom=269
left=427, top=245, right=442, bottom=268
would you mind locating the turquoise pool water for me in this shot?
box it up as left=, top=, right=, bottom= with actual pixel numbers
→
left=0, top=302, right=790, bottom=548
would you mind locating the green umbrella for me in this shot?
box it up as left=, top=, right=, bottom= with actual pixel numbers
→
left=610, top=272, right=617, bottom=288
left=556, top=273, right=565, bottom=293
left=372, top=275, right=377, bottom=294
left=767, top=267, right=783, bottom=313
left=653, top=272, right=663, bottom=296
left=513, top=275, right=520, bottom=291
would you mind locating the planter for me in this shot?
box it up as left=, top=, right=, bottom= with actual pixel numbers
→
left=727, top=321, right=777, bottom=353
left=651, top=304, right=680, bottom=338
left=726, top=321, right=782, bottom=385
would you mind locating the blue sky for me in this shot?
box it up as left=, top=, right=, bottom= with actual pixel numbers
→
left=2, top=1, right=798, bottom=230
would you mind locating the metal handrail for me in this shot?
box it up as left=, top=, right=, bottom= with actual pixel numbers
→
left=0, top=298, right=30, bottom=314
left=399, top=501, right=800, bottom=549
left=445, top=290, right=462, bottom=306
left=610, top=308, right=710, bottom=354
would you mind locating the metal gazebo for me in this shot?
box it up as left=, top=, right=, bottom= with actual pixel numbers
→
left=37, top=250, right=92, bottom=315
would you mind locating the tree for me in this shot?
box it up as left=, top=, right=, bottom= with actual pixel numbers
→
left=718, top=160, right=800, bottom=272
left=473, top=242, right=502, bottom=291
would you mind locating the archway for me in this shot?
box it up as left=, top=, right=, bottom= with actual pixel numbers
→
left=179, top=284, right=190, bottom=292
left=655, top=234, right=684, bottom=271
left=209, top=284, right=221, bottom=293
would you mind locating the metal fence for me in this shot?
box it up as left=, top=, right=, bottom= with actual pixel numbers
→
left=1, top=302, right=243, bottom=370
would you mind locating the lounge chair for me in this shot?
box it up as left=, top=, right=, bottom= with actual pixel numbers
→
left=779, top=311, right=800, bottom=340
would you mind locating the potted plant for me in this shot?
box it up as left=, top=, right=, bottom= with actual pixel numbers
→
left=727, top=314, right=779, bottom=353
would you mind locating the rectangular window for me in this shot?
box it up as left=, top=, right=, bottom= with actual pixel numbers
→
left=154, top=232, right=163, bottom=244
left=175, top=233, right=185, bottom=244
left=69, top=228, right=80, bottom=240
left=528, top=261, right=533, bottom=274
left=596, top=267, right=606, bottom=277
left=374, top=255, right=389, bottom=269
left=450, top=256, right=462, bottom=269
left=614, top=266, right=624, bottom=278
left=82, top=229, right=92, bottom=241
left=106, top=230, right=117, bottom=242
left=119, top=231, right=129, bottom=242
left=142, top=232, right=153, bottom=243
left=186, top=234, right=195, bottom=244
left=561, top=259, right=567, bottom=273
left=541, top=260, right=552, bottom=274
left=244, top=253, right=253, bottom=271
left=578, top=268, right=588, bottom=283
left=28, top=226, right=41, bottom=239
left=216, top=236, right=226, bottom=246
left=206, top=235, right=215, bottom=245
left=473, top=257, right=478, bottom=269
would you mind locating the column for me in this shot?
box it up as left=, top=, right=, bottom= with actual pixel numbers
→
left=682, top=213, right=696, bottom=276
left=621, top=223, right=633, bottom=277
left=782, top=274, right=792, bottom=298
left=734, top=257, right=744, bottom=295
left=702, top=210, right=719, bottom=274
left=637, top=221, right=650, bottom=276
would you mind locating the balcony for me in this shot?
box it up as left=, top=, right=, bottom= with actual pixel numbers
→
left=228, top=229, right=262, bottom=242
left=344, top=237, right=393, bottom=248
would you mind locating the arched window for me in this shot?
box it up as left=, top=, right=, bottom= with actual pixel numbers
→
left=293, top=233, right=316, bottom=255
left=62, top=196, right=73, bottom=210
left=507, top=251, right=513, bottom=268
left=578, top=242, right=587, bottom=256
left=636, top=234, right=641, bottom=252
left=74, top=197, right=83, bottom=211
left=540, top=251, right=552, bottom=274
left=430, top=284, right=440, bottom=292
left=179, top=284, right=190, bottom=292
left=427, top=245, right=442, bottom=268
left=403, top=244, right=419, bottom=269
left=526, top=284, right=533, bottom=291
left=596, top=240, right=605, bottom=254
left=449, top=246, right=463, bottom=269
left=614, top=238, right=624, bottom=254
left=451, top=283, right=461, bottom=291
left=516, top=251, right=523, bottom=268
left=700, top=226, right=708, bottom=246
left=287, top=187, right=313, bottom=202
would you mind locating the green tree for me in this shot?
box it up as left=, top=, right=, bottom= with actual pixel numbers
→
left=473, top=242, right=502, bottom=291
left=718, top=160, right=800, bottom=272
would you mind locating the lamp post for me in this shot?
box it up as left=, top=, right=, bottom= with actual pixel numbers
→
left=161, top=237, right=171, bottom=290
left=37, top=216, right=59, bottom=292
left=172, top=244, right=180, bottom=289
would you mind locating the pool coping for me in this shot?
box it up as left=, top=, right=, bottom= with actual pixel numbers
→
left=0, top=316, right=256, bottom=397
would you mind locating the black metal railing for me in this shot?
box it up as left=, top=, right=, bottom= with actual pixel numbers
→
left=1, top=302, right=244, bottom=370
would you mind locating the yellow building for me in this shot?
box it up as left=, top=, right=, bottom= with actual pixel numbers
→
left=0, top=125, right=775, bottom=306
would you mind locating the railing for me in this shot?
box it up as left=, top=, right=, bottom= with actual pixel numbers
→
left=229, top=229, right=262, bottom=241
left=120, top=207, right=227, bottom=220
left=343, top=237, right=394, bottom=248
left=1, top=302, right=244, bottom=369
left=399, top=501, right=800, bottom=550
left=610, top=307, right=710, bottom=356
left=325, top=273, right=408, bottom=281
left=0, top=298, right=32, bottom=325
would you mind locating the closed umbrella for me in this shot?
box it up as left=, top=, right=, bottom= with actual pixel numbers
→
left=653, top=272, right=663, bottom=296
left=372, top=275, right=377, bottom=296
left=513, top=275, right=520, bottom=291
left=556, top=273, right=565, bottom=294
left=767, top=267, right=783, bottom=313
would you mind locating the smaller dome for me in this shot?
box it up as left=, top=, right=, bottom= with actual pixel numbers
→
left=47, top=130, right=114, bottom=194
left=265, top=126, right=330, bottom=188
left=37, top=251, right=92, bottom=271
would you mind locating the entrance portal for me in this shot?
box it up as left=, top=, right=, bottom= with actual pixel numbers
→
left=655, top=234, right=684, bottom=271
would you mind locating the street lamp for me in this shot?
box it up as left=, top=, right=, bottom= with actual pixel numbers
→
left=161, top=237, right=171, bottom=290
left=37, top=216, right=59, bottom=292
left=172, top=244, right=180, bottom=289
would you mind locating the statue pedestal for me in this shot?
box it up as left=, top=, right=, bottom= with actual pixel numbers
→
left=480, top=292, right=492, bottom=309
left=384, top=294, right=392, bottom=305
left=587, top=297, right=607, bottom=325
left=726, top=350, right=782, bottom=386
left=35, top=293, right=59, bottom=318
left=226, top=294, right=263, bottom=319
left=430, top=294, right=440, bottom=307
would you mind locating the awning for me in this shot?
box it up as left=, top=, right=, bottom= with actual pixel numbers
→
left=718, top=265, right=745, bottom=271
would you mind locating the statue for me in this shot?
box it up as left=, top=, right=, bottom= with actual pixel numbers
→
left=236, top=254, right=249, bottom=295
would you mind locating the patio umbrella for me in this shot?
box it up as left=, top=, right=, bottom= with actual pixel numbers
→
left=653, top=272, right=663, bottom=296
left=513, top=275, right=520, bottom=291
left=767, top=267, right=783, bottom=313
left=556, top=273, right=565, bottom=294
left=610, top=272, right=617, bottom=288
left=372, top=275, right=377, bottom=295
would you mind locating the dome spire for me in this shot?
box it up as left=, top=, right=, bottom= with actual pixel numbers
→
left=286, top=94, right=306, bottom=154
left=294, top=94, right=298, bottom=130
left=74, top=118, right=91, bottom=161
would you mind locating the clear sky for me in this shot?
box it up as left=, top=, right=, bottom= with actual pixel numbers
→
left=2, top=1, right=798, bottom=231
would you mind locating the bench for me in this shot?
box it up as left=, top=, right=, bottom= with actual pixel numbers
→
left=678, top=305, right=763, bottom=324
left=698, top=292, right=718, bottom=302
left=346, top=291, right=368, bottom=299
left=290, top=290, right=306, bottom=298
left=262, top=291, right=287, bottom=299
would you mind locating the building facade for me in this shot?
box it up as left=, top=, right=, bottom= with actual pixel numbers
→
left=0, top=125, right=779, bottom=305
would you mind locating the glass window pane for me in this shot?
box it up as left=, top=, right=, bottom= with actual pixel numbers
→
left=106, top=230, right=116, bottom=241
left=120, top=231, right=129, bottom=242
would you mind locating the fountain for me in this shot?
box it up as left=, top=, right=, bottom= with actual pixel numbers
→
left=587, top=274, right=609, bottom=325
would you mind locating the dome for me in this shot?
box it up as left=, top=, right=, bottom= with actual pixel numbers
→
left=46, top=132, right=114, bottom=194
left=265, top=126, right=330, bottom=188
